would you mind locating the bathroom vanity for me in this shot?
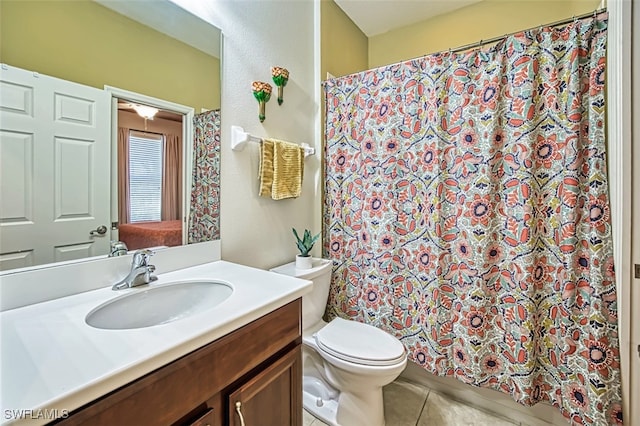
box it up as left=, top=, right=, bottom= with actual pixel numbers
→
left=57, top=300, right=302, bottom=426
left=0, top=249, right=311, bottom=426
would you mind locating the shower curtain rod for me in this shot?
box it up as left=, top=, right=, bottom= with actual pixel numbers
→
left=323, top=8, right=606, bottom=84
left=437, top=8, right=605, bottom=56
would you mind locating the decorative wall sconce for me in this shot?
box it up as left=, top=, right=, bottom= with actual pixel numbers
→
left=271, top=67, right=289, bottom=105
left=252, top=81, right=272, bottom=122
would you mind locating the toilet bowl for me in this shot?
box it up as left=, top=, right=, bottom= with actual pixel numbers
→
left=271, top=258, right=407, bottom=426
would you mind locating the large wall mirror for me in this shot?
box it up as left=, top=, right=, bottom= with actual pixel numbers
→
left=0, top=0, right=221, bottom=271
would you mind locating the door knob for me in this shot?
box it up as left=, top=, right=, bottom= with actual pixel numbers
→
left=90, top=225, right=108, bottom=236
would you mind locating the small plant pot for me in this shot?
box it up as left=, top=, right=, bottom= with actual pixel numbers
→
left=295, top=255, right=312, bottom=269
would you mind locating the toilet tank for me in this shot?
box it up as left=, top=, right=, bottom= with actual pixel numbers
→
left=270, top=258, right=333, bottom=330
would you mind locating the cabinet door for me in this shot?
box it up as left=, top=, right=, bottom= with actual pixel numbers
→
left=229, top=345, right=301, bottom=426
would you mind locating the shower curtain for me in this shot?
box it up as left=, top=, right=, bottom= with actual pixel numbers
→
left=188, top=109, right=221, bottom=243
left=323, top=14, right=622, bottom=425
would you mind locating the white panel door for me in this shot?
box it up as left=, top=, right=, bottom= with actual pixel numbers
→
left=0, top=64, right=110, bottom=270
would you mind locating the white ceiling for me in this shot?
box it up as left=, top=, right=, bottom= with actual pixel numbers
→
left=334, top=0, right=483, bottom=37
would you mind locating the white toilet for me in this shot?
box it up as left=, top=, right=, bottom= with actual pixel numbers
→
left=271, top=258, right=407, bottom=426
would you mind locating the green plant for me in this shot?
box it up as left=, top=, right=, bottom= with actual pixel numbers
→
left=292, top=228, right=320, bottom=257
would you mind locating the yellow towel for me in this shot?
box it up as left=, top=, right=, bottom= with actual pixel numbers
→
left=260, top=138, right=304, bottom=200
left=259, top=139, right=274, bottom=197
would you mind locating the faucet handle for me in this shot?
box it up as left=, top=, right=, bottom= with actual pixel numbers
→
left=109, top=240, right=128, bottom=257
left=132, top=249, right=155, bottom=267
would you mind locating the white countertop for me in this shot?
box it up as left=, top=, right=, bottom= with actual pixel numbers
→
left=0, top=260, right=312, bottom=425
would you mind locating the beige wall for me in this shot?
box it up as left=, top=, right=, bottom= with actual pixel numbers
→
left=0, top=0, right=220, bottom=111
left=169, top=1, right=320, bottom=269
left=321, top=0, right=368, bottom=79
left=368, top=0, right=601, bottom=68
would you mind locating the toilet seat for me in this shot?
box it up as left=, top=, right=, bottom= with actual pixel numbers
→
left=315, top=318, right=406, bottom=366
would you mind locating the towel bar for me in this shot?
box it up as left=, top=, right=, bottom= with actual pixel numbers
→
left=230, top=125, right=315, bottom=157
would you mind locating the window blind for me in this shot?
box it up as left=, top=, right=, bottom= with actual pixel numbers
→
left=128, top=131, right=163, bottom=223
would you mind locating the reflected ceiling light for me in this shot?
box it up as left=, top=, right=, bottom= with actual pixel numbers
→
left=132, top=104, right=159, bottom=120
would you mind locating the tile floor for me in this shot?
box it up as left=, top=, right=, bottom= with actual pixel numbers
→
left=302, top=379, right=519, bottom=426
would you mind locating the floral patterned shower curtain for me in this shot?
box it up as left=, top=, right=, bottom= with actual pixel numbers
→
left=323, top=14, right=623, bottom=425
left=189, top=109, right=221, bottom=243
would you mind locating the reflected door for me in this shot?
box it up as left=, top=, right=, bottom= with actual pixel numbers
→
left=0, top=64, right=110, bottom=270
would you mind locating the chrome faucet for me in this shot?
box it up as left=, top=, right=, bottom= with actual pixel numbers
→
left=112, top=249, right=157, bottom=290
left=108, top=240, right=129, bottom=257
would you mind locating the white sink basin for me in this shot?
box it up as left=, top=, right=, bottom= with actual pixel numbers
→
left=86, top=280, right=233, bottom=330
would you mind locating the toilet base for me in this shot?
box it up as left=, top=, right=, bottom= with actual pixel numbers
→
left=336, top=387, right=385, bottom=426
left=302, top=375, right=339, bottom=425
left=302, top=374, right=387, bottom=426
left=303, top=391, right=339, bottom=426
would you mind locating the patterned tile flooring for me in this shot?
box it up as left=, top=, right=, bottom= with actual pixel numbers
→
left=303, top=379, right=519, bottom=426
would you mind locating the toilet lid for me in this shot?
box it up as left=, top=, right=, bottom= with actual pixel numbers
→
left=315, top=318, right=406, bottom=366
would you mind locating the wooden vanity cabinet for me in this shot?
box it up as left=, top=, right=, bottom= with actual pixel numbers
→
left=55, top=299, right=302, bottom=426
left=228, top=345, right=301, bottom=426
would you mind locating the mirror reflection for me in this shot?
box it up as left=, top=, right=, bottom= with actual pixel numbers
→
left=116, top=103, right=184, bottom=251
left=0, top=0, right=221, bottom=271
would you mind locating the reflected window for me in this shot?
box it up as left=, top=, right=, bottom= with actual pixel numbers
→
left=129, top=131, right=163, bottom=222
